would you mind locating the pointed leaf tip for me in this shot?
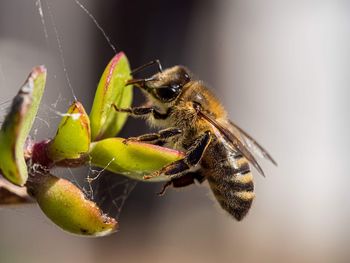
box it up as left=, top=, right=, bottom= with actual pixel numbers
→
left=90, top=52, right=133, bottom=141
left=27, top=172, right=118, bottom=236
left=48, top=101, right=91, bottom=164
left=0, top=66, right=46, bottom=185
left=89, top=138, right=184, bottom=182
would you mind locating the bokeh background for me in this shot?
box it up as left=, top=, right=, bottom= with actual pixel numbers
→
left=1, top=0, right=350, bottom=262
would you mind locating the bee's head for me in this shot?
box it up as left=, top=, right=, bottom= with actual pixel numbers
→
left=127, top=65, right=191, bottom=105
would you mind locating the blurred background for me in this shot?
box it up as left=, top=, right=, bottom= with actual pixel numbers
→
left=0, top=0, right=350, bottom=262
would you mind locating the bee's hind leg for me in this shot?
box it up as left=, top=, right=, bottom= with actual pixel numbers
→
left=157, top=171, right=205, bottom=196
left=123, top=127, right=182, bottom=145
left=144, top=131, right=211, bottom=180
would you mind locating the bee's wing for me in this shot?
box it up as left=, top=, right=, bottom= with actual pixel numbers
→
left=198, top=110, right=266, bottom=177
left=228, top=120, right=277, bottom=166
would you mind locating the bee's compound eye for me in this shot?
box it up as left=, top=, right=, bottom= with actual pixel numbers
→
left=184, top=73, right=190, bottom=82
left=155, top=86, right=180, bottom=102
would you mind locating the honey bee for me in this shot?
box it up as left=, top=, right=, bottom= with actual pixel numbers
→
left=113, top=60, right=276, bottom=221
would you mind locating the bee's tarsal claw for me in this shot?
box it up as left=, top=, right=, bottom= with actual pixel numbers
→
left=143, top=170, right=163, bottom=180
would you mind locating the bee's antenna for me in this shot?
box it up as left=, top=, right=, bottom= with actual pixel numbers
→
left=126, top=76, right=158, bottom=87
left=126, top=79, right=145, bottom=86
left=131, top=60, right=163, bottom=75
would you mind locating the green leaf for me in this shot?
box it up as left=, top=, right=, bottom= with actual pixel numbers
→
left=27, top=172, right=118, bottom=236
left=48, top=101, right=90, bottom=163
left=89, top=138, right=184, bottom=182
left=90, top=52, right=133, bottom=141
left=0, top=66, right=46, bottom=186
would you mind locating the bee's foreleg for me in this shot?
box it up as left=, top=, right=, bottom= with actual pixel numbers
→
left=123, top=127, right=182, bottom=145
left=144, top=131, right=211, bottom=180
left=157, top=171, right=205, bottom=196
left=112, top=105, right=169, bottom=119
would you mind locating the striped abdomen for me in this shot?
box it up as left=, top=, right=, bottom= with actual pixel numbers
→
left=204, top=147, right=255, bottom=221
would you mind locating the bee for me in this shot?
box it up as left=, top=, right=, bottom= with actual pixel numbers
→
left=113, top=60, right=276, bottom=221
